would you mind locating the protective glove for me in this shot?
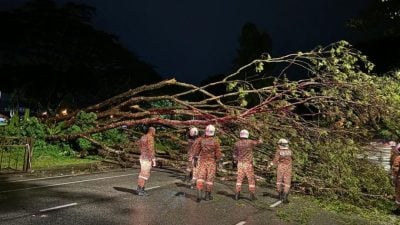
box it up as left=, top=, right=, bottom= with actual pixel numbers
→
left=232, top=160, right=237, bottom=169
left=193, top=157, right=199, bottom=168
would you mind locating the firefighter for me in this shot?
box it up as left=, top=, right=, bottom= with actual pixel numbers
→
left=192, top=124, right=222, bottom=202
left=392, top=146, right=400, bottom=214
left=186, top=127, right=199, bottom=188
left=233, top=129, right=263, bottom=201
left=136, top=127, right=157, bottom=196
left=268, top=138, right=293, bottom=204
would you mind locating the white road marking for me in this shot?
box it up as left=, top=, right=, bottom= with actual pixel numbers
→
left=236, top=221, right=246, bottom=225
left=1, top=169, right=138, bottom=183
left=269, top=200, right=282, bottom=208
left=1, top=174, right=75, bottom=183
left=0, top=173, right=136, bottom=193
left=146, top=185, right=161, bottom=190
left=39, top=203, right=78, bottom=212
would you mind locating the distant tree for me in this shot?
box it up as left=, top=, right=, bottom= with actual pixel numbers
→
left=202, top=22, right=273, bottom=106
left=349, top=0, right=400, bottom=73
left=233, top=22, right=272, bottom=69
left=349, top=0, right=400, bottom=37
left=0, top=0, right=161, bottom=111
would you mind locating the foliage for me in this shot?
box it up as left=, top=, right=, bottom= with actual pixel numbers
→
left=372, top=71, right=400, bottom=139
left=32, top=140, right=99, bottom=168
left=349, top=0, right=400, bottom=37
left=0, top=113, right=46, bottom=138
left=92, top=128, right=128, bottom=146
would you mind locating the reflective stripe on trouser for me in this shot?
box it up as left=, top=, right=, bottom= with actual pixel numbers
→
left=192, top=166, right=199, bottom=183
left=196, top=160, right=216, bottom=192
left=187, top=160, right=199, bottom=182
left=137, top=159, right=152, bottom=188
left=276, top=164, right=292, bottom=193
left=235, top=162, right=256, bottom=193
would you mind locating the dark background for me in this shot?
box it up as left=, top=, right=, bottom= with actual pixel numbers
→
left=0, top=0, right=398, bottom=111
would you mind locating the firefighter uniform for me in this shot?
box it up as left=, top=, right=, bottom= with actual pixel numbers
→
left=392, top=152, right=400, bottom=211
left=270, top=138, right=293, bottom=203
left=137, top=127, right=156, bottom=196
left=187, top=133, right=199, bottom=187
left=192, top=125, right=222, bottom=202
left=233, top=135, right=262, bottom=200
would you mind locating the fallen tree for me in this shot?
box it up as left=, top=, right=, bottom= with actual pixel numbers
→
left=44, top=41, right=396, bottom=205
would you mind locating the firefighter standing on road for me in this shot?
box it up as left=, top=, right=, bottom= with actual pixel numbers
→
left=136, top=127, right=157, bottom=196
left=233, top=129, right=263, bottom=201
left=268, top=138, right=293, bottom=204
left=391, top=145, right=400, bottom=214
left=186, top=127, right=199, bottom=188
left=192, top=125, right=222, bottom=202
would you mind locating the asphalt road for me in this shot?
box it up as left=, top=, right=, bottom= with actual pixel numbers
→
left=0, top=168, right=288, bottom=225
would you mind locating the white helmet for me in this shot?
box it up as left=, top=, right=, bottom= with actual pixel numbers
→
left=189, top=127, right=199, bottom=137
left=205, top=125, right=216, bottom=136
left=278, top=138, right=289, bottom=149
left=240, top=129, right=249, bottom=138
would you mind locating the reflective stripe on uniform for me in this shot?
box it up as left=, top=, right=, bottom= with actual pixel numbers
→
left=138, top=175, right=149, bottom=180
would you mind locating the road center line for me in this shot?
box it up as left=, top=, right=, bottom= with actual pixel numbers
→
left=0, top=173, right=136, bottom=193
left=1, top=174, right=75, bottom=183
left=39, top=203, right=78, bottom=212
left=146, top=185, right=161, bottom=190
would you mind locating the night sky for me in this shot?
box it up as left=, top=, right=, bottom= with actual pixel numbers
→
left=0, top=0, right=371, bottom=84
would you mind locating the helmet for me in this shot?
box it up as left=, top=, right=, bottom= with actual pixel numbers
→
left=205, top=125, right=216, bottom=136
left=148, top=127, right=156, bottom=135
left=189, top=127, right=199, bottom=137
left=240, top=129, right=249, bottom=138
left=278, top=138, right=289, bottom=149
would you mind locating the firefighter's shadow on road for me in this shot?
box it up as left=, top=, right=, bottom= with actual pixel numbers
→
left=174, top=191, right=198, bottom=202
left=216, top=190, right=236, bottom=200
left=113, top=186, right=138, bottom=195
left=173, top=182, right=198, bottom=202
left=262, top=191, right=279, bottom=199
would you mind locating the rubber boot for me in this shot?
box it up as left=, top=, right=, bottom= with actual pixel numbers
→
left=197, top=189, right=203, bottom=203
left=249, top=193, right=256, bottom=201
left=190, top=180, right=196, bottom=189
left=283, top=193, right=289, bottom=204
left=142, top=187, right=149, bottom=196
left=204, top=191, right=213, bottom=201
left=279, top=191, right=283, bottom=201
left=138, top=187, right=149, bottom=196
left=136, top=185, right=142, bottom=195
left=235, top=192, right=240, bottom=201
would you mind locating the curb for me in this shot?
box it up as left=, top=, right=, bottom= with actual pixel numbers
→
left=0, top=161, right=131, bottom=179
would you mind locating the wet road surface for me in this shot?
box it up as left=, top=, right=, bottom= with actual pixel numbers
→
left=0, top=168, right=288, bottom=225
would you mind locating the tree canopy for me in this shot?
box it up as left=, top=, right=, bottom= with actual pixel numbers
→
left=349, top=0, right=400, bottom=73
left=0, top=0, right=161, bottom=111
